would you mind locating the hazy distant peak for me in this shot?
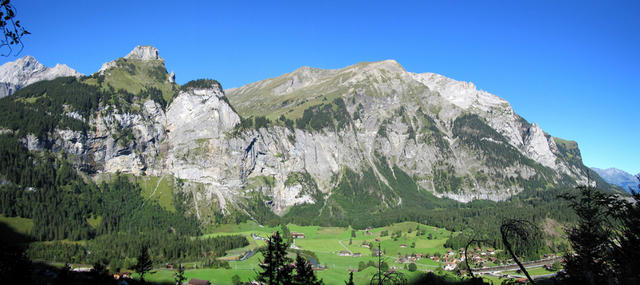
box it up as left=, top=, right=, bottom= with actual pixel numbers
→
left=591, top=167, right=639, bottom=193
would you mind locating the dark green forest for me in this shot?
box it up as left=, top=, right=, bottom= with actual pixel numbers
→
left=0, top=133, right=248, bottom=265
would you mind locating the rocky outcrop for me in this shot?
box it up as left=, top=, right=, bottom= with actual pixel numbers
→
left=125, top=45, right=162, bottom=61
left=0, top=55, right=82, bottom=98
left=99, top=45, right=163, bottom=74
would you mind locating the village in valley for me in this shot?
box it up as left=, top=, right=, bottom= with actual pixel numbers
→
left=135, top=221, right=563, bottom=284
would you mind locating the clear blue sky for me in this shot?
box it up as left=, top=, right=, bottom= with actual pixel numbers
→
left=6, top=0, right=640, bottom=174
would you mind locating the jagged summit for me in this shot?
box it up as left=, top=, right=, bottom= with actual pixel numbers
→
left=0, top=55, right=82, bottom=98
left=99, top=45, right=164, bottom=74
left=125, top=45, right=162, bottom=61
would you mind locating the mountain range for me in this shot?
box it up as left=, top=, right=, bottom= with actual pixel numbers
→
left=591, top=167, right=638, bottom=193
left=0, top=46, right=618, bottom=225
left=0, top=55, right=82, bottom=98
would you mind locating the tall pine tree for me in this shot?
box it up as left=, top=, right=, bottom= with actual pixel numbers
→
left=133, top=246, right=153, bottom=283
left=293, top=254, right=322, bottom=285
left=257, top=231, right=292, bottom=285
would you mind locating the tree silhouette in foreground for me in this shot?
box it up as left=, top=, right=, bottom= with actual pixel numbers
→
left=257, top=231, right=324, bottom=285
left=174, top=264, right=186, bottom=285
left=559, top=182, right=640, bottom=284
left=257, top=231, right=292, bottom=285
left=462, top=236, right=489, bottom=279
left=0, top=0, right=30, bottom=56
left=293, top=254, right=322, bottom=285
left=133, top=246, right=153, bottom=283
left=370, top=243, right=407, bottom=285
left=345, top=271, right=355, bottom=285
left=500, top=219, right=540, bottom=284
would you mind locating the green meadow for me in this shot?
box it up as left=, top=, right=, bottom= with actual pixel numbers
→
left=143, top=221, right=475, bottom=284
left=0, top=214, right=34, bottom=235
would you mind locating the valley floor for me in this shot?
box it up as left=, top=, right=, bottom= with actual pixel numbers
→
left=132, top=221, right=561, bottom=284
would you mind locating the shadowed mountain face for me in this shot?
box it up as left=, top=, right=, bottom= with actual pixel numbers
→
left=0, top=46, right=617, bottom=225
left=591, top=167, right=639, bottom=193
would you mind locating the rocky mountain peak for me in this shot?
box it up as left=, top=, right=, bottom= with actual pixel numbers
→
left=125, top=45, right=162, bottom=61
left=98, top=45, right=166, bottom=75
left=0, top=55, right=82, bottom=98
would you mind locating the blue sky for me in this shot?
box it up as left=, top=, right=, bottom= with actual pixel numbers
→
left=5, top=0, right=640, bottom=174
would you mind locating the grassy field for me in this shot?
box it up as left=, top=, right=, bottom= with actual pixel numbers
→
left=136, top=175, right=176, bottom=212
left=142, top=221, right=471, bottom=284
left=0, top=214, right=34, bottom=234
left=502, top=266, right=559, bottom=276
left=27, top=219, right=549, bottom=284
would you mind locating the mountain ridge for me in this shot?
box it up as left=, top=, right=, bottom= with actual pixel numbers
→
left=591, top=167, right=638, bottom=193
left=0, top=45, right=619, bottom=226
left=0, top=55, right=82, bottom=98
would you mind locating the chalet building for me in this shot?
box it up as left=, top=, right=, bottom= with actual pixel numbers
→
left=400, top=244, right=407, bottom=248
left=339, top=250, right=351, bottom=256
left=444, top=262, right=456, bottom=271
left=352, top=252, right=362, bottom=257
left=113, top=272, right=131, bottom=279
left=189, top=279, right=211, bottom=285
left=290, top=232, right=305, bottom=239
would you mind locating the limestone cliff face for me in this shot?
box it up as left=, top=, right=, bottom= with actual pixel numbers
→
left=9, top=47, right=596, bottom=221
left=226, top=59, right=592, bottom=205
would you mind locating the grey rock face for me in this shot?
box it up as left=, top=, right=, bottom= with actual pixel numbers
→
left=0, top=56, right=82, bottom=98
left=125, top=45, right=162, bottom=61
left=98, top=45, right=164, bottom=74
left=226, top=60, right=592, bottom=205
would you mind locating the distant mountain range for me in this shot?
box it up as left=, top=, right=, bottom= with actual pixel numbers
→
left=591, top=167, right=639, bottom=193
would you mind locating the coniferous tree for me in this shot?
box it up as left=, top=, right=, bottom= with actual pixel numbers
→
left=231, top=274, right=242, bottom=285
left=174, top=264, right=186, bottom=285
left=91, top=259, right=110, bottom=284
left=560, top=183, right=640, bottom=284
left=133, top=246, right=153, bottom=283
left=292, top=254, right=322, bottom=285
left=257, top=231, right=292, bottom=285
left=345, top=271, right=354, bottom=285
